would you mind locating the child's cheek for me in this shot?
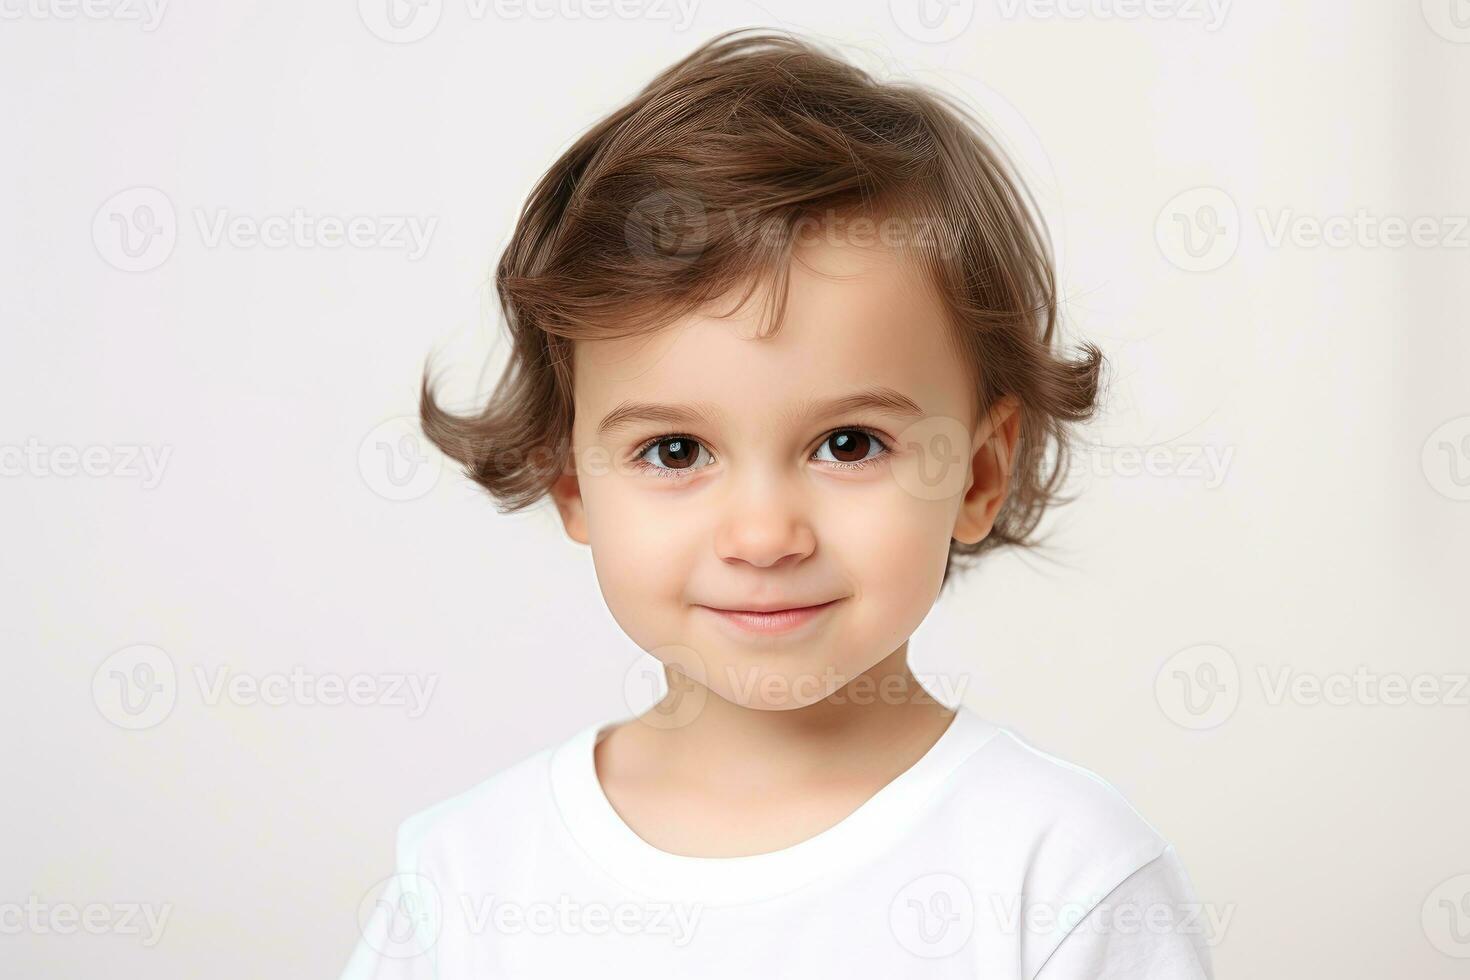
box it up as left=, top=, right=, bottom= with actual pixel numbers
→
left=578, top=473, right=697, bottom=651
left=818, top=479, right=952, bottom=644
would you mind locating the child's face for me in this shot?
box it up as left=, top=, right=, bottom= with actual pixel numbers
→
left=552, top=235, right=1019, bottom=711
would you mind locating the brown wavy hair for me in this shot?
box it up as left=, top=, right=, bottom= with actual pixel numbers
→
left=421, top=28, right=1104, bottom=589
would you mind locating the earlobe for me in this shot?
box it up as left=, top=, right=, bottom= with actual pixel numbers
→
left=550, top=471, right=590, bottom=545
left=951, top=396, right=1022, bottom=546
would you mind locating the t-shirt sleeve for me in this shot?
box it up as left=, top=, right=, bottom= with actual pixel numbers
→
left=338, top=819, right=443, bottom=980
left=1032, top=845, right=1216, bottom=980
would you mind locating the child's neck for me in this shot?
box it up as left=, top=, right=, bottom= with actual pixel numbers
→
left=592, top=643, right=958, bottom=858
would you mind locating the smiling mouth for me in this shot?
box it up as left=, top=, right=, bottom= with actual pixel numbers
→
left=696, top=598, right=845, bottom=635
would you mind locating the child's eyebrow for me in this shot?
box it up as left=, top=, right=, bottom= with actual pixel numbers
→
left=596, top=386, right=925, bottom=437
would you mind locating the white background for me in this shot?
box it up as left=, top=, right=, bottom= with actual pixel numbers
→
left=3, top=1, right=1468, bottom=977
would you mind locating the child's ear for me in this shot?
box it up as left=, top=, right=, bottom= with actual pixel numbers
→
left=952, top=395, right=1023, bottom=546
left=549, top=469, right=590, bottom=545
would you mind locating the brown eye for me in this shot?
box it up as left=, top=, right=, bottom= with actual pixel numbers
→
left=636, top=436, right=713, bottom=475
left=819, top=429, right=882, bottom=465
left=658, top=438, right=699, bottom=469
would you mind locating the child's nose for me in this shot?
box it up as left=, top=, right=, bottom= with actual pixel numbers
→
left=713, top=477, right=817, bottom=569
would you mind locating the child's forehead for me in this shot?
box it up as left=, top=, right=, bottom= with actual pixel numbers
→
left=572, top=239, right=962, bottom=420
left=579, top=238, right=948, bottom=377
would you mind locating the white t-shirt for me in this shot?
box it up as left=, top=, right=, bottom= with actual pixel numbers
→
left=341, top=705, right=1214, bottom=978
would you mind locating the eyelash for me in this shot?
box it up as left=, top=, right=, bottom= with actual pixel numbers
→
left=628, top=427, right=894, bottom=480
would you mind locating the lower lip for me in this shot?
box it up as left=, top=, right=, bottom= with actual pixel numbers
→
left=698, top=599, right=843, bottom=635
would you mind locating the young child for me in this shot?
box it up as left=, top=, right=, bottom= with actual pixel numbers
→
left=342, top=29, right=1213, bottom=979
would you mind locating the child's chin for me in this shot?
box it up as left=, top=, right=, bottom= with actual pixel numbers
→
left=703, top=665, right=854, bottom=712
left=721, top=692, right=826, bottom=712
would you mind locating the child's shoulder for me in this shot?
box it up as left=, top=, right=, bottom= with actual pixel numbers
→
left=979, top=724, right=1165, bottom=827
left=947, top=719, right=1175, bottom=885
left=387, top=725, right=577, bottom=871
